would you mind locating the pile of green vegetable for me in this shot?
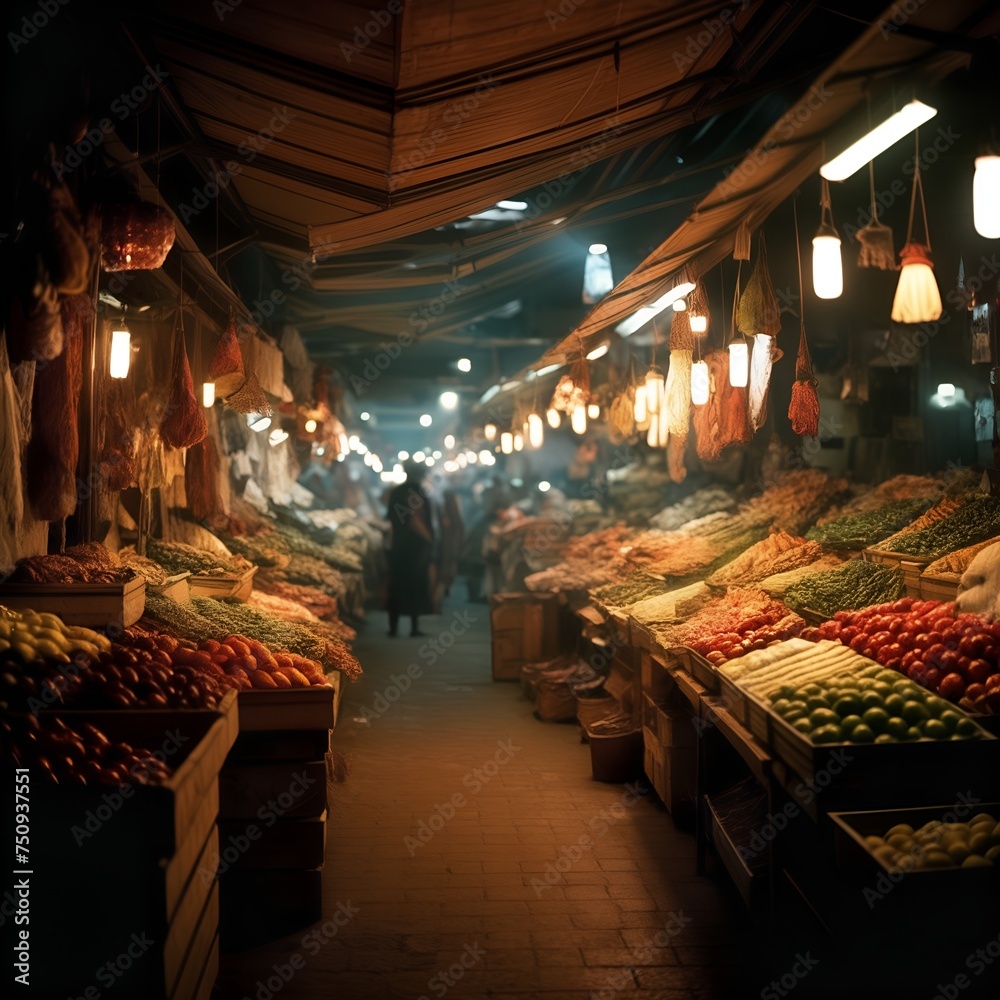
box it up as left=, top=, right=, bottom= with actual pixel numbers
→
left=190, top=597, right=328, bottom=661
left=141, top=591, right=217, bottom=643
left=592, top=572, right=665, bottom=608
left=784, top=559, right=905, bottom=618
left=872, top=495, right=1000, bottom=559
left=806, top=498, right=933, bottom=549
left=146, top=540, right=248, bottom=577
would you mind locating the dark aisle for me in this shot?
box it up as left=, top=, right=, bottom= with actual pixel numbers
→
left=217, top=600, right=767, bottom=999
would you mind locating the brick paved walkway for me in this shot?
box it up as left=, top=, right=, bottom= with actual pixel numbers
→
left=218, top=601, right=757, bottom=999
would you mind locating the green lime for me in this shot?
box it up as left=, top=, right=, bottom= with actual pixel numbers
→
left=875, top=733, right=894, bottom=744
left=955, top=718, right=981, bottom=738
left=862, top=708, right=889, bottom=734
left=776, top=685, right=797, bottom=701
left=873, top=682, right=894, bottom=697
left=876, top=670, right=900, bottom=684
left=802, top=684, right=823, bottom=697
left=807, top=696, right=830, bottom=712
left=905, top=726, right=924, bottom=741
left=886, top=717, right=910, bottom=739
left=924, top=696, right=949, bottom=718
left=884, top=694, right=906, bottom=716
left=921, top=719, right=949, bottom=740
left=811, top=724, right=843, bottom=745
left=902, top=701, right=931, bottom=725
left=850, top=724, right=875, bottom=744
left=860, top=691, right=885, bottom=709
left=809, top=707, right=840, bottom=728
left=939, top=711, right=961, bottom=734
left=793, top=717, right=813, bottom=734
left=772, top=698, right=792, bottom=715
left=893, top=680, right=917, bottom=696
left=834, top=696, right=862, bottom=718
left=840, top=714, right=864, bottom=732
left=857, top=679, right=877, bottom=691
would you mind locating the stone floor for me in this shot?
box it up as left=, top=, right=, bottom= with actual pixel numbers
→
left=217, top=599, right=766, bottom=999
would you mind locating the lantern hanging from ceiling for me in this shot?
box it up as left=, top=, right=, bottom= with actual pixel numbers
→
left=812, top=178, right=843, bottom=300
left=974, top=155, right=1000, bottom=239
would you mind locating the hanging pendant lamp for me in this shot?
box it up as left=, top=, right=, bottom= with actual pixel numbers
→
left=891, top=132, right=941, bottom=323
left=812, top=178, right=843, bottom=299
left=974, top=155, right=1000, bottom=239
left=691, top=359, right=710, bottom=405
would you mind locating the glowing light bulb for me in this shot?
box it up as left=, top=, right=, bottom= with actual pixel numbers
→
left=571, top=405, right=587, bottom=435
left=691, top=360, right=710, bottom=405
left=546, top=408, right=561, bottom=429
left=109, top=329, right=131, bottom=379
left=202, top=382, right=216, bottom=407
left=527, top=413, right=544, bottom=448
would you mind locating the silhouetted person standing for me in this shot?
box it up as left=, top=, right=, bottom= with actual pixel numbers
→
left=385, top=460, right=435, bottom=637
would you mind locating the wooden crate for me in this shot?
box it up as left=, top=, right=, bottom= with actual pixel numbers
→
left=918, top=571, right=961, bottom=602
left=219, top=758, right=328, bottom=820
left=217, top=811, right=327, bottom=870
left=150, top=572, right=192, bottom=603
left=639, top=650, right=673, bottom=702
left=188, top=566, right=257, bottom=601
left=169, top=883, right=219, bottom=1000
left=863, top=548, right=931, bottom=597
left=0, top=576, right=146, bottom=629
left=666, top=645, right=718, bottom=693
left=656, top=705, right=696, bottom=749
left=228, top=727, right=331, bottom=761
left=237, top=685, right=337, bottom=732
left=707, top=795, right=766, bottom=911
left=26, top=713, right=230, bottom=997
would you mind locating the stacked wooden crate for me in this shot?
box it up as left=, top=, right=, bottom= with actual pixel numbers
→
left=28, top=695, right=238, bottom=998
left=217, top=679, right=341, bottom=950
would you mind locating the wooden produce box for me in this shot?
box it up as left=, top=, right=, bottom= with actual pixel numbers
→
left=188, top=565, right=257, bottom=601
left=150, top=571, right=192, bottom=604
left=237, top=683, right=337, bottom=732
left=490, top=592, right=564, bottom=680
left=217, top=811, right=328, bottom=870
left=0, top=576, right=146, bottom=629
left=220, top=758, right=328, bottom=820
left=768, top=707, right=1000, bottom=805
left=706, top=794, right=767, bottom=911
left=639, top=648, right=674, bottom=703
left=862, top=548, right=931, bottom=598
left=918, top=571, right=961, bottom=602
left=656, top=704, right=696, bottom=749
left=26, top=711, right=232, bottom=997
left=665, top=645, right=718, bottom=693
left=644, top=726, right=696, bottom=816
left=228, top=727, right=332, bottom=762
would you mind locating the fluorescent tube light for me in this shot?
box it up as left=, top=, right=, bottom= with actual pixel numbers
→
left=820, top=100, right=937, bottom=181
left=615, top=282, right=696, bottom=336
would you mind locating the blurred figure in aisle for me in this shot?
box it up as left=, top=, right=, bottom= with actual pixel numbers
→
left=461, top=476, right=509, bottom=602
left=437, top=487, right=464, bottom=606
left=385, top=460, right=435, bottom=637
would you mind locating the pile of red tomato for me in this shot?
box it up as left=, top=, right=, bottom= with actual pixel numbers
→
left=802, top=598, right=1000, bottom=715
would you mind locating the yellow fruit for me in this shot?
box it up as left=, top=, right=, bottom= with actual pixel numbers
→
left=864, top=836, right=885, bottom=849
left=985, top=845, right=1000, bottom=862
left=886, top=824, right=914, bottom=838
left=969, top=832, right=992, bottom=856
left=970, top=814, right=996, bottom=827
left=946, top=842, right=970, bottom=864
left=11, top=642, right=38, bottom=662
left=887, top=834, right=912, bottom=851
left=962, top=855, right=992, bottom=868
left=922, top=851, right=953, bottom=868
left=0, top=639, right=9, bottom=652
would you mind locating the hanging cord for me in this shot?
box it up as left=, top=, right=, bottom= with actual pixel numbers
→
left=906, top=129, right=931, bottom=248
left=731, top=259, right=745, bottom=346
left=793, top=194, right=806, bottom=326
left=719, top=267, right=726, bottom=350
left=819, top=177, right=836, bottom=233
left=650, top=317, right=659, bottom=369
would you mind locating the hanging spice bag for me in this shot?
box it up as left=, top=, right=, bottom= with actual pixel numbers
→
left=209, top=316, right=246, bottom=398
left=737, top=234, right=781, bottom=338
left=789, top=324, right=820, bottom=438
left=669, top=306, right=694, bottom=351
left=161, top=319, right=208, bottom=449
left=97, top=377, right=136, bottom=491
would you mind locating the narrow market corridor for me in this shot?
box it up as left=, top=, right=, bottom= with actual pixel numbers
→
left=217, top=600, right=761, bottom=1000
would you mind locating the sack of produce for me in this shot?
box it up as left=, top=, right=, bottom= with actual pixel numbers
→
left=160, top=323, right=208, bottom=449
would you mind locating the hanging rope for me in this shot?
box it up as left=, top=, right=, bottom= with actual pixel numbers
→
left=906, top=129, right=931, bottom=248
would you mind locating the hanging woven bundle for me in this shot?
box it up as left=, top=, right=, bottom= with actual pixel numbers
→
left=857, top=161, right=897, bottom=270
left=788, top=323, right=820, bottom=438
left=669, top=306, right=693, bottom=351
left=608, top=386, right=636, bottom=443
left=737, top=235, right=781, bottom=338
left=688, top=282, right=711, bottom=336
left=550, top=356, right=590, bottom=413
